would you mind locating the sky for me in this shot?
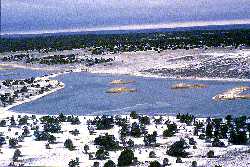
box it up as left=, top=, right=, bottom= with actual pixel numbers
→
left=1, top=0, right=250, bottom=34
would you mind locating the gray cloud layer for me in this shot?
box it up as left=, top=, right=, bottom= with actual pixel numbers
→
left=2, top=0, right=250, bottom=33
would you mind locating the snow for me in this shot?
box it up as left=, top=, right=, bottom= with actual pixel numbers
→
left=0, top=110, right=249, bottom=167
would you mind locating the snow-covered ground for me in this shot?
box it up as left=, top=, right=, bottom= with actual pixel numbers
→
left=0, top=110, right=249, bottom=167
left=88, top=48, right=250, bottom=81
left=1, top=48, right=250, bottom=82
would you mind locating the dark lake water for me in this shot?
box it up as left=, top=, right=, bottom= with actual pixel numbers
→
left=10, top=71, right=250, bottom=117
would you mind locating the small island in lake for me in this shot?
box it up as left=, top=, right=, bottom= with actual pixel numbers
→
left=171, top=83, right=208, bottom=89
left=110, top=80, right=136, bottom=85
left=213, top=86, right=250, bottom=101
left=106, top=87, right=137, bottom=93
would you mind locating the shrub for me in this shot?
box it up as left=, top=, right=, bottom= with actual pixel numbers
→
left=115, top=117, right=129, bottom=127
left=144, top=132, right=157, bottom=146
left=104, top=160, right=116, bottom=167
left=166, top=139, right=189, bottom=157
left=10, top=116, right=16, bottom=126
left=93, top=161, right=100, bottom=167
left=229, top=130, right=248, bottom=145
left=0, top=136, right=6, bottom=146
left=92, top=116, right=114, bottom=130
left=88, top=153, right=94, bottom=160
left=163, top=123, right=177, bottom=137
left=163, top=158, right=170, bottom=166
left=0, top=120, right=6, bottom=127
left=69, top=129, right=80, bottom=136
left=45, top=143, right=51, bottom=149
left=140, top=124, right=148, bottom=135
left=127, top=139, right=134, bottom=147
left=18, top=116, right=28, bottom=125
left=48, top=134, right=56, bottom=144
left=225, top=115, right=232, bottom=124
left=199, top=134, right=206, bottom=140
left=212, top=138, right=225, bottom=147
left=188, top=137, right=197, bottom=145
left=9, top=138, right=18, bottom=148
left=149, top=160, right=161, bottom=167
left=176, top=113, right=194, bottom=125
left=64, top=139, right=75, bottom=151
left=44, top=122, right=61, bottom=133
left=67, top=115, right=81, bottom=125
left=149, top=151, right=156, bottom=158
left=118, top=149, right=134, bottom=166
left=154, top=116, right=163, bottom=124
left=13, top=149, right=21, bottom=161
left=235, top=116, right=247, bottom=129
left=130, top=111, right=138, bottom=119
left=94, top=133, right=119, bottom=150
left=95, top=148, right=109, bottom=160
left=22, top=126, right=30, bottom=136
left=220, top=124, right=229, bottom=139
left=68, top=157, right=79, bottom=167
left=130, top=122, right=142, bottom=137
left=207, top=150, right=214, bottom=158
left=34, top=131, right=55, bottom=141
left=84, top=144, right=89, bottom=154
left=176, top=157, right=182, bottom=163
left=205, top=123, right=213, bottom=139
left=58, top=113, right=67, bottom=122
left=40, top=115, right=58, bottom=124
left=191, top=161, right=197, bottom=167
left=139, top=116, right=150, bottom=125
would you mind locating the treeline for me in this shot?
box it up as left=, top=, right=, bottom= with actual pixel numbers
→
left=1, top=53, right=114, bottom=66
left=1, top=29, right=250, bottom=53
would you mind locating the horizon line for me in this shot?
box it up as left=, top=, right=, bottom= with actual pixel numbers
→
left=1, top=19, right=250, bottom=36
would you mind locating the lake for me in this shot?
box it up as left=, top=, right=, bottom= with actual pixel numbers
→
left=9, top=71, right=250, bottom=117
left=0, top=68, right=48, bottom=80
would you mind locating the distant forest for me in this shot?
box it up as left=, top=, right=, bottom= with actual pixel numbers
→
left=1, top=29, right=250, bottom=53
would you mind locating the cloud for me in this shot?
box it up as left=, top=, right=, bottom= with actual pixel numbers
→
left=1, top=0, right=250, bottom=33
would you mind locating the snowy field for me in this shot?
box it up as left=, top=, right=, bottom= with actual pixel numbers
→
left=1, top=48, right=250, bottom=81
left=0, top=110, right=249, bottom=167
left=89, top=48, right=250, bottom=81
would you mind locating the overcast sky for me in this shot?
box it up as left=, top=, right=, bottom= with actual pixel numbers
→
left=1, top=0, right=250, bottom=34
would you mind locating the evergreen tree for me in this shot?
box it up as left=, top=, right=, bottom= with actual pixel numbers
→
left=104, top=160, right=116, bottom=167
left=205, top=123, right=213, bottom=139
left=118, top=149, right=134, bottom=166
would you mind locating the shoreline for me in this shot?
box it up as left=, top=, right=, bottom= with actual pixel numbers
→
left=0, top=68, right=84, bottom=114
left=89, top=70, right=250, bottom=83
left=0, top=84, right=64, bottom=113
left=0, top=61, right=249, bottom=115
left=0, top=80, right=65, bottom=114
